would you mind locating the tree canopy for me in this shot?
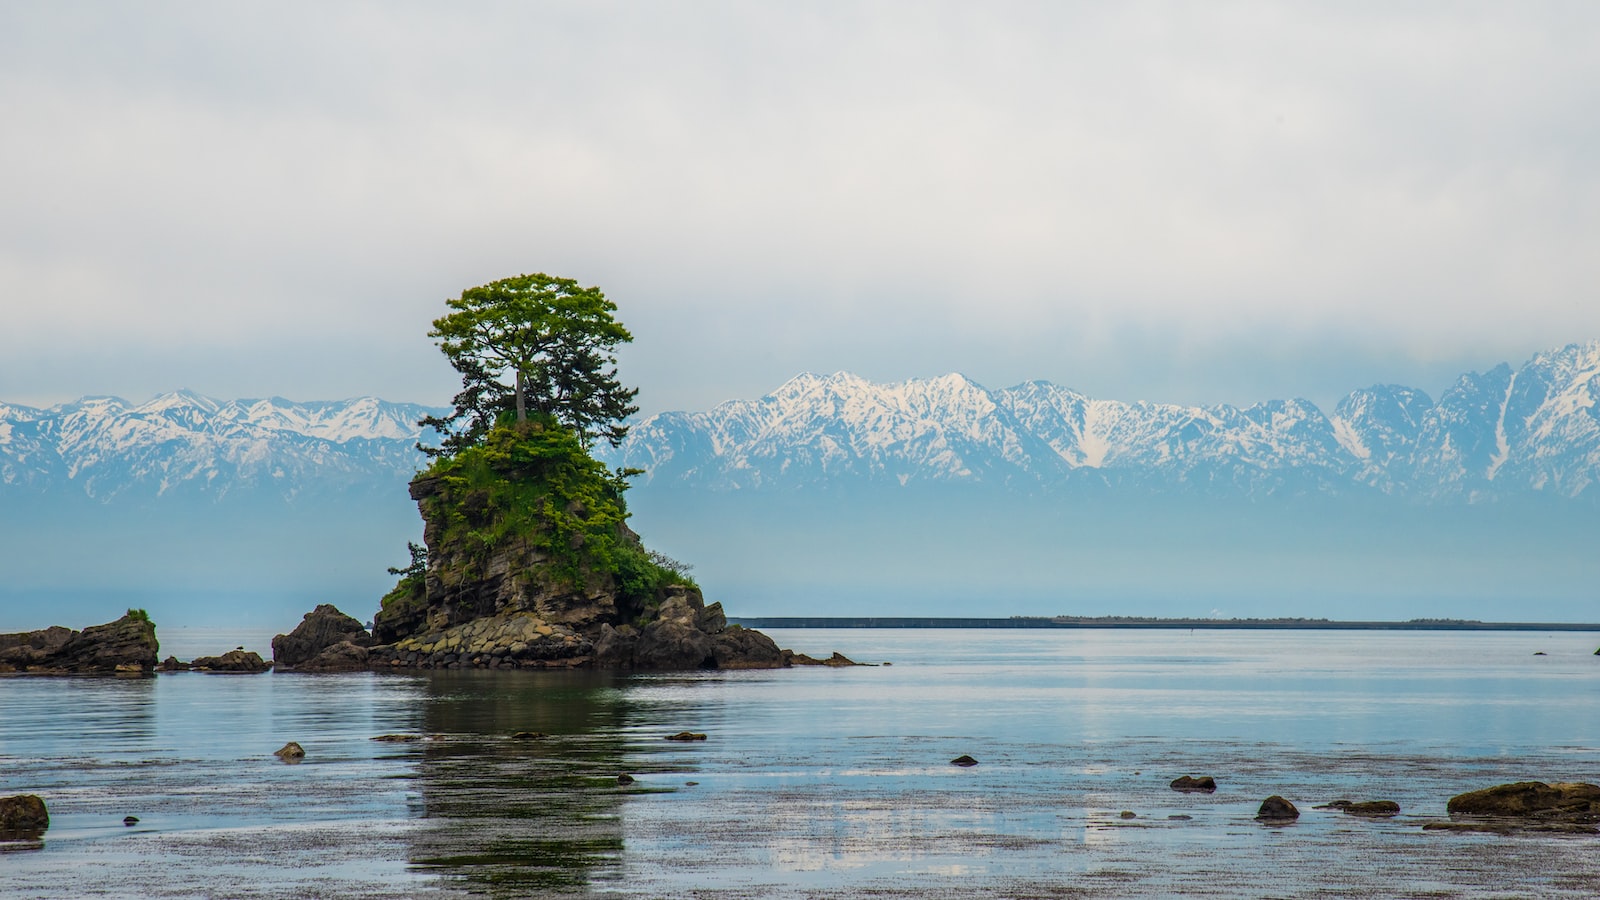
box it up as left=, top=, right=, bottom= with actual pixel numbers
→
left=421, top=273, right=639, bottom=455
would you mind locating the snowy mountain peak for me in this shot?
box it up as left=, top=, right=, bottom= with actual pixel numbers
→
left=600, top=345, right=1600, bottom=502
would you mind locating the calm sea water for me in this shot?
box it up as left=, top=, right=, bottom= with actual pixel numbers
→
left=2, top=628, right=1599, bottom=898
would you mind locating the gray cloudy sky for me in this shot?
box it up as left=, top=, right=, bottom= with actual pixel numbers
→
left=3, top=1, right=1598, bottom=415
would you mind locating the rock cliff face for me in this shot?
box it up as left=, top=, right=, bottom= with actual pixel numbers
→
left=0, top=613, right=159, bottom=674
left=368, top=461, right=790, bottom=671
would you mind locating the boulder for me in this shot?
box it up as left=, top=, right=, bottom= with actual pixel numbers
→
left=297, top=640, right=370, bottom=672
left=591, top=623, right=640, bottom=668
left=157, top=656, right=191, bottom=672
left=273, top=741, right=305, bottom=760
left=191, top=650, right=270, bottom=673
left=1446, top=782, right=1600, bottom=821
left=711, top=626, right=787, bottom=669
left=0, top=795, right=49, bottom=838
left=1257, top=796, right=1299, bottom=821
left=273, top=605, right=372, bottom=669
left=1170, top=775, right=1217, bottom=793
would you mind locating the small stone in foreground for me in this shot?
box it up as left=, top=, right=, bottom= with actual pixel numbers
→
left=1257, top=796, right=1299, bottom=821
left=273, top=741, right=305, bottom=760
left=617, top=774, right=635, bottom=785
left=1119, top=811, right=1137, bottom=819
left=123, top=816, right=139, bottom=826
left=665, top=731, right=707, bottom=741
left=372, top=734, right=425, bottom=742
left=511, top=731, right=546, bottom=740
left=951, top=755, right=979, bottom=767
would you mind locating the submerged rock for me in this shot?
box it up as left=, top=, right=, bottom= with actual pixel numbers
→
left=0, top=613, right=158, bottom=675
left=1257, top=796, right=1300, bottom=821
left=191, top=649, right=270, bottom=673
left=1170, top=775, right=1217, bottom=793
left=0, top=795, right=49, bottom=838
left=272, top=605, right=373, bottom=670
left=273, top=741, right=306, bottom=760
left=665, top=732, right=707, bottom=741
left=951, top=755, right=979, bottom=767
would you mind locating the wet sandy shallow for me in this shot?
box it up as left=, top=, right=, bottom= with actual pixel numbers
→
left=3, top=628, right=1598, bottom=897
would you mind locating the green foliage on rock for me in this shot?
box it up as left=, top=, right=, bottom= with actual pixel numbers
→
left=390, top=415, right=691, bottom=613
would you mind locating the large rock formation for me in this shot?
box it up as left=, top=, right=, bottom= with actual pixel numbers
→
left=0, top=613, right=159, bottom=674
left=363, top=428, right=803, bottom=672
left=273, top=604, right=373, bottom=671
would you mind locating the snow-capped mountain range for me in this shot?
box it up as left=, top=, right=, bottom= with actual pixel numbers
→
left=3, top=340, right=1597, bottom=505
left=601, top=340, right=1600, bottom=503
left=0, top=391, right=440, bottom=503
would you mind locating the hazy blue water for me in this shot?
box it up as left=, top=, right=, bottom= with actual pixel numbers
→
left=2, top=628, right=1598, bottom=898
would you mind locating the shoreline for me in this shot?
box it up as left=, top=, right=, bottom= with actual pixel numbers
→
left=734, top=616, right=1600, bottom=631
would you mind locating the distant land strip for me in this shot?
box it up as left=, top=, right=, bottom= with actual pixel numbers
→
left=731, top=616, right=1600, bottom=632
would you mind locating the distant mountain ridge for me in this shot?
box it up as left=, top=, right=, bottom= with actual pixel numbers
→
left=600, top=340, right=1600, bottom=503
left=0, top=391, right=442, bottom=504
left=3, top=340, right=1597, bottom=505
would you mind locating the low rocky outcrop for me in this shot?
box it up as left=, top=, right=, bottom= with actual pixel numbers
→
left=1445, top=781, right=1600, bottom=823
left=786, top=651, right=861, bottom=667
left=1170, top=775, right=1217, bottom=793
left=0, top=794, right=49, bottom=838
left=1316, top=800, right=1400, bottom=817
left=157, top=656, right=191, bottom=672
left=0, top=613, right=158, bottom=675
left=191, top=650, right=270, bottom=673
left=272, top=605, right=373, bottom=670
left=1257, top=796, right=1299, bottom=821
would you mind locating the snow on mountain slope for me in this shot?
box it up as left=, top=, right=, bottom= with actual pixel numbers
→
left=603, top=342, right=1600, bottom=502
left=6, top=341, right=1598, bottom=506
left=0, top=391, right=441, bottom=503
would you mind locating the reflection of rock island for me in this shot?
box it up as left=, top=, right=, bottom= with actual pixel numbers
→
left=277, top=422, right=851, bottom=673
left=398, top=670, right=639, bottom=892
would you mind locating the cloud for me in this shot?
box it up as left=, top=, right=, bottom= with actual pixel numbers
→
left=3, top=2, right=1599, bottom=410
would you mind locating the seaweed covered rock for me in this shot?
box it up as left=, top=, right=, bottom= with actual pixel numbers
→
left=1446, top=782, right=1600, bottom=821
left=273, top=605, right=373, bottom=670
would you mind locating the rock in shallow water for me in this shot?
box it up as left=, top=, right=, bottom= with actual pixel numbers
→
left=0, top=795, right=49, bottom=837
left=272, top=605, right=373, bottom=671
left=273, top=742, right=305, bottom=760
left=0, top=614, right=158, bottom=675
left=191, top=649, right=270, bottom=673
left=1257, top=796, right=1300, bottom=821
left=1446, top=781, right=1600, bottom=820
left=1170, top=775, right=1217, bottom=793
left=951, top=755, right=979, bottom=767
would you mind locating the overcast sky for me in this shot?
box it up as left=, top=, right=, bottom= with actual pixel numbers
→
left=4, top=1, right=1598, bottom=415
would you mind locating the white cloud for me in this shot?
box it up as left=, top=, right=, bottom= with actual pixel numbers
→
left=3, top=2, right=1598, bottom=410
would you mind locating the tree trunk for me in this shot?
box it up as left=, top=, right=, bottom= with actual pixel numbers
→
left=515, top=369, right=526, bottom=422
